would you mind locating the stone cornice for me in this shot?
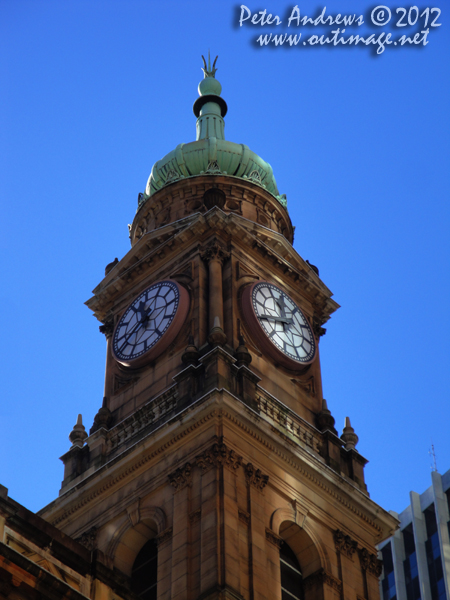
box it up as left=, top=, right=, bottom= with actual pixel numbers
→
left=40, top=405, right=220, bottom=527
left=131, top=175, right=293, bottom=244
left=216, top=405, right=386, bottom=537
left=86, top=209, right=338, bottom=323
left=40, top=389, right=395, bottom=540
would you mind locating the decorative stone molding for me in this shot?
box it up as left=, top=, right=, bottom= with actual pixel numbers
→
left=244, top=463, right=269, bottom=490
left=76, top=526, right=97, bottom=552
left=334, top=529, right=358, bottom=558
left=238, top=509, right=250, bottom=525
left=203, top=188, right=226, bottom=210
left=359, top=548, right=383, bottom=577
left=126, top=499, right=140, bottom=528
left=156, top=527, right=173, bottom=546
left=199, top=240, right=230, bottom=265
left=205, top=160, right=222, bottom=174
left=165, top=169, right=180, bottom=184
left=106, top=386, right=178, bottom=450
left=168, top=463, right=192, bottom=491
left=291, top=376, right=316, bottom=397
left=257, top=392, right=321, bottom=454
left=248, top=169, right=262, bottom=184
left=195, top=441, right=242, bottom=474
left=265, top=528, right=283, bottom=549
left=99, top=319, right=114, bottom=337
left=312, top=317, right=327, bottom=338
left=304, top=569, right=342, bottom=592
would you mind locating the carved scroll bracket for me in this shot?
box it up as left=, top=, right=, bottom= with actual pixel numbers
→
left=199, top=240, right=230, bottom=265
left=359, top=547, right=383, bottom=577
left=245, top=463, right=269, bottom=491
left=195, top=441, right=242, bottom=474
left=76, top=526, right=97, bottom=552
left=99, top=318, right=114, bottom=338
left=168, top=463, right=192, bottom=491
left=334, top=529, right=358, bottom=559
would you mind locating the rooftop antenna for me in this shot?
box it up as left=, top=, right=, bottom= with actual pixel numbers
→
left=429, top=441, right=437, bottom=472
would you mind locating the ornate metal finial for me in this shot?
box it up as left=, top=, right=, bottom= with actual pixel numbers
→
left=201, top=51, right=218, bottom=79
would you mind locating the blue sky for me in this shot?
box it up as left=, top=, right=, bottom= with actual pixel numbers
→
left=1, top=0, right=449, bottom=516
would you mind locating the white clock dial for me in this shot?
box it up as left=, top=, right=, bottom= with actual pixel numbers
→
left=113, top=280, right=187, bottom=366
left=251, top=282, right=315, bottom=364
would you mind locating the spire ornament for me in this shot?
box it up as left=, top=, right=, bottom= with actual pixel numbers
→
left=201, top=51, right=218, bottom=78
left=69, top=414, right=88, bottom=448
left=341, top=417, right=359, bottom=450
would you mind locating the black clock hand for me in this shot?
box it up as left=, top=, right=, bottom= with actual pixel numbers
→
left=275, top=295, right=291, bottom=319
left=258, top=314, right=293, bottom=325
left=142, top=306, right=164, bottom=328
left=118, top=318, right=146, bottom=352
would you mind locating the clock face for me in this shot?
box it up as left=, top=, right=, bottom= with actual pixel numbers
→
left=112, top=280, right=189, bottom=367
left=242, top=282, right=316, bottom=369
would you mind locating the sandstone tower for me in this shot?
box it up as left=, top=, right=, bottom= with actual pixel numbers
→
left=0, top=57, right=397, bottom=600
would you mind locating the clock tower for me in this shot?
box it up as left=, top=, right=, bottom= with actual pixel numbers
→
left=38, top=57, right=397, bottom=600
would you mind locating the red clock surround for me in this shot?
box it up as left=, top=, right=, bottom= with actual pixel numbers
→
left=241, top=281, right=316, bottom=371
left=112, top=280, right=190, bottom=368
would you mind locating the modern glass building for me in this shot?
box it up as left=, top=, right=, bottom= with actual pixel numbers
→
left=378, top=469, right=450, bottom=600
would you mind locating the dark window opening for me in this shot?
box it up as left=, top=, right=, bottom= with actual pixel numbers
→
left=424, top=505, right=445, bottom=600
left=445, top=489, right=450, bottom=541
left=280, top=542, right=303, bottom=600
left=381, top=543, right=397, bottom=600
left=131, top=538, right=158, bottom=600
left=403, top=524, right=420, bottom=600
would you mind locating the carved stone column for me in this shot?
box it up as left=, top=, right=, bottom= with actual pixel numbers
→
left=334, top=529, right=357, bottom=600
left=358, top=548, right=383, bottom=600
left=265, top=528, right=283, bottom=600
left=195, top=440, right=243, bottom=598
left=168, top=464, right=193, bottom=600
left=245, top=463, right=270, bottom=600
left=200, top=240, right=230, bottom=344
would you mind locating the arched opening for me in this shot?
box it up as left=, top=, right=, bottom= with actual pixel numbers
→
left=279, top=521, right=322, bottom=579
left=131, top=537, right=158, bottom=600
left=280, top=541, right=304, bottom=600
left=114, top=520, right=159, bottom=576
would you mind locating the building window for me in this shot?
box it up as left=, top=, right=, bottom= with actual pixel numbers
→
left=280, top=542, right=303, bottom=600
left=381, top=542, right=397, bottom=600
left=445, top=489, right=450, bottom=540
left=131, top=538, right=158, bottom=600
left=424, top=505, right=446, bottom=600
left=403, top=524, right=420, bottom=600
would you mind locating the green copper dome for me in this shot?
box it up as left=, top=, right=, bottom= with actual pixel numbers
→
left=142, top=56, right=287, bottom=209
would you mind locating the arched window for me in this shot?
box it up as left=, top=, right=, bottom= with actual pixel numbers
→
left=131, top=538, right=158, bottom=600
left=280, top=542, right=304, bottom=600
